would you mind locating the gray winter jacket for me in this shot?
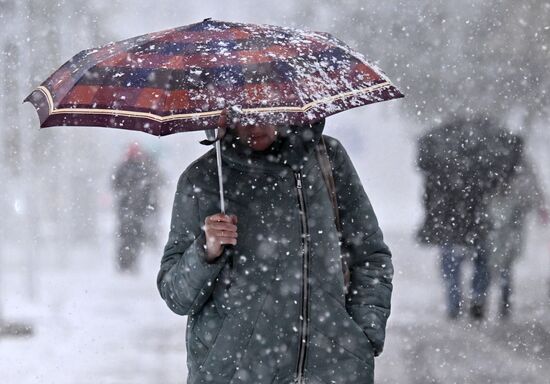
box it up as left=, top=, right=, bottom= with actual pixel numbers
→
left=157, top=124, right=393, bottom=384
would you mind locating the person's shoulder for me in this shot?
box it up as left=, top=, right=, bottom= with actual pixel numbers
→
left=321, top=134, right=348, bottom=165
left=322, top=134, right=343, bottom=150
left=177, top=148, right=216, bottom=185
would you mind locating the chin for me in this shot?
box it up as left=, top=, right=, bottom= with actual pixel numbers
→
left=252, top=144, right=271, bottom=151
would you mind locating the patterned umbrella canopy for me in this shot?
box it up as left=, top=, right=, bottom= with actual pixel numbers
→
left=25, top=19, right=403, bottom=136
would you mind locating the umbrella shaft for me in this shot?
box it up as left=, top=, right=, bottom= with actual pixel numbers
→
left=215, top=140, right=225, bottom=213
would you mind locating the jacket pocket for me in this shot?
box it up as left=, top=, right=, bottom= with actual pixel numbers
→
left=308, top=328, right=375, bottom=384
left=188, top=301, right=225, bottom=370
left=310, top=288, right=375, bottom=365
left=198, top=315, right=239, bottom=378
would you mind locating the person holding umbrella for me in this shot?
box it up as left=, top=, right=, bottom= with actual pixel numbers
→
left=158, top=117, right=393, bottom=384
left=25, top=19, right=402, bottom=383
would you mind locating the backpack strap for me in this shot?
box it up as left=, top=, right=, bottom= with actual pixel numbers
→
left=315, top=136, right=351, bottom=292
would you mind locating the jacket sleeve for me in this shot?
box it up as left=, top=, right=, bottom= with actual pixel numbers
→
left=157, top=173, right=227, bottom=316
left=326, top=136, right=394, bottom=357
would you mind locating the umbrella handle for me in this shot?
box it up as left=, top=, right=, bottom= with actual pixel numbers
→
left=206, top=128, right=226, bottom=214
left=215, top=137, right=225, bottom=214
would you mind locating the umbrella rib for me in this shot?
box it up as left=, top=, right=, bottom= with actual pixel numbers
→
left=35, top=81, right=393, bottom=122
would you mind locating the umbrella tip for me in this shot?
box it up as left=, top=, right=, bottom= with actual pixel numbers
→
left=22, top=92, right=32, bottom=104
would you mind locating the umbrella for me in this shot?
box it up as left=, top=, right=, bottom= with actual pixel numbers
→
left=418, top=116, right=520, bottom=189
left=25, top=18, right=403, bottom=210
left=417, top=115, right=521, bottom=245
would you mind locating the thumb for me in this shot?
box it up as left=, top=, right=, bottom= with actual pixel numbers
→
left=230, top=214, right=238, bottom=225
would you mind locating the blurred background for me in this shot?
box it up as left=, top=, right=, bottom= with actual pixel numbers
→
left=1, top=1, right=549, bottom=383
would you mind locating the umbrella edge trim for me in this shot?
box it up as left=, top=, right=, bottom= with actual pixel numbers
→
left=35, top=81, right=397, bottom=122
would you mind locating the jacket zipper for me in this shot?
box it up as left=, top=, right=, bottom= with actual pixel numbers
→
left=294, top=171, right=310, bottom=384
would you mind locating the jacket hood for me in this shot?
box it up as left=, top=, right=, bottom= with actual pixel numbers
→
left=220, top=120, right=325, bottom=173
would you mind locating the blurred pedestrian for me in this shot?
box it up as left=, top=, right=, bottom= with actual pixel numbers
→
left=157, top=119, right=393, bottom=384
left=112, top=142, right=162, bottom=272
left=417, top=115, right=519, bottom=320
left=487, top=135, right=549, bottom=318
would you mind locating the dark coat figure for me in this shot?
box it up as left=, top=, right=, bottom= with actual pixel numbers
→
left=416, top=116, right=520, bottom=319
left=157, top=122, right=393, bottom=384
left=417, top=117, right=519, bottom=246
left=113, top=143, right=161, bottom=272
left=488, top=136, right=547, bottom=317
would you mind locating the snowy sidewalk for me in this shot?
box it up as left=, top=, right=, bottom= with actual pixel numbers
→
left=377, top=229, right=550, bottom=384
left=2, top=229, right=550, bottom=384
left=1, top=245, right=187, bottom=384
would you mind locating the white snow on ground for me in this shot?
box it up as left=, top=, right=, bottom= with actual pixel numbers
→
left=0, top=242, right=187, bottom=384
left=377, top=227, right=550, bottom=384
